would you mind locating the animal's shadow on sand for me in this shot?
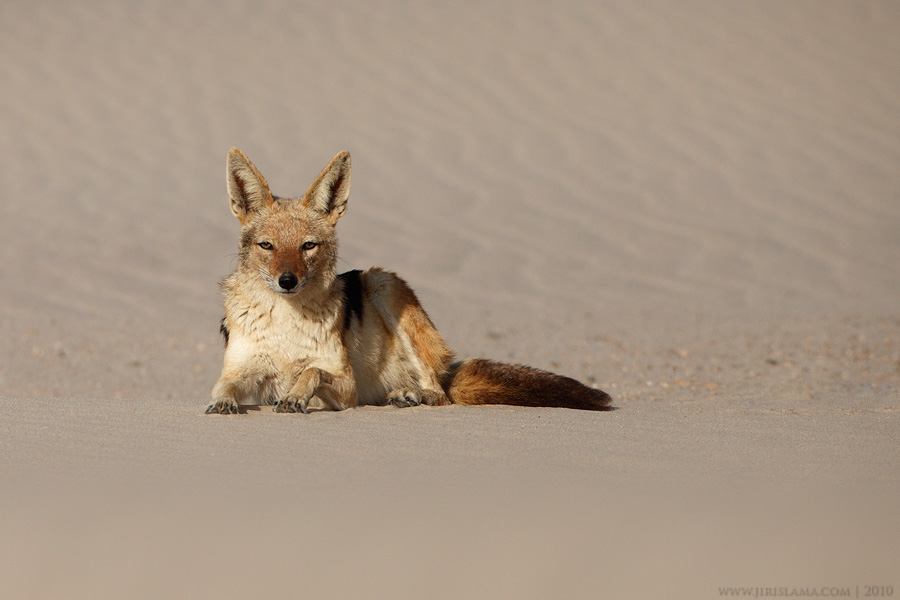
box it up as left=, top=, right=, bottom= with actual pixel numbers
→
left=236, top=403, right=618, bottom=414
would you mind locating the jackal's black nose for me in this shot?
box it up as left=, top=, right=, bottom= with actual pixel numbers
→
left=278, top=272, right=299, bottom=291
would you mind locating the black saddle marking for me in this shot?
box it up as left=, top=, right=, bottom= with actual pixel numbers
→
left=339, top=270, right=364, bottom=330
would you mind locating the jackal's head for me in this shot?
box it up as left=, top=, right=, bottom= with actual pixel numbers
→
left=226, top=148, right=350, bottom=297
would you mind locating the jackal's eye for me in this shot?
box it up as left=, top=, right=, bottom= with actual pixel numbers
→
left=301, top=241, right=318, bottom=251
left=258, top=241, right=273, bottom=250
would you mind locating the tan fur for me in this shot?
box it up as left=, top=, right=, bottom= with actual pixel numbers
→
left=207, top=149, right=612, bottom=414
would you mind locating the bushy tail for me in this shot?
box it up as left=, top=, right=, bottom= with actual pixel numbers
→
left=445, top=358, right=613, bottom=411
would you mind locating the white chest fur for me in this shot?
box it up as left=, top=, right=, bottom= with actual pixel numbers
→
left=223, top=290, right=348, bottom=402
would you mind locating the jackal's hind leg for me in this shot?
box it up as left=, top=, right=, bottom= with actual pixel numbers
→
left=388, top=388, right=450, bottom=408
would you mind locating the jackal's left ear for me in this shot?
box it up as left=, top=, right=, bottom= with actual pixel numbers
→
left=226, top=147, right=273, bottom=224
left=303, top=151, right=351, bottom=224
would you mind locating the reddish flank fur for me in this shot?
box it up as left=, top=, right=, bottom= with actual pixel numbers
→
left=207, top=148, right=613, bottom=415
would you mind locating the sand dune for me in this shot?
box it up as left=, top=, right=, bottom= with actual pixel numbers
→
left=1, top=1, right=898, bottom=597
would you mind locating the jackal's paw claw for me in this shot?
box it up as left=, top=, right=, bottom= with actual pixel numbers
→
left=205, top=398, right=239, bottom=415
left=388, top=389, right=421, bottom=408
left=273, top=397, right=308, bottom=414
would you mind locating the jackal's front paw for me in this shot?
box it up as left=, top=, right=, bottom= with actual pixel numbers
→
left=205, top=398, right=239, bottom=414
left=273, top=395, right=309, bottom=414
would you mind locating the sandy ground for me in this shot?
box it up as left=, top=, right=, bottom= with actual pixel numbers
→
left=1, top=1, right=898, bottom=598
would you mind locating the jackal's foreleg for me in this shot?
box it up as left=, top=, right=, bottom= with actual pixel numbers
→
left=273, top=366, right=357, bottom=413
left=207, top=369, right=272, bottom=414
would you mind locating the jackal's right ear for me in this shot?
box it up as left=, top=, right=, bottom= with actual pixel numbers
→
left=226, top=148, right=273, bottom=224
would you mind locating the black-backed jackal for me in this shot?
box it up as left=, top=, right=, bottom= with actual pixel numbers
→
left=206, top=149, right=612, bottom=414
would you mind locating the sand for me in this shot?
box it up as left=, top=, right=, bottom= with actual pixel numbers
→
left=1, top=1, right=898, bottom=598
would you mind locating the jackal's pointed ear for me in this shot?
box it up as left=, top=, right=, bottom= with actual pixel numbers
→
left=226, top=148, right=273, bottom=224
left=303, top=151, right=351, bottom=225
